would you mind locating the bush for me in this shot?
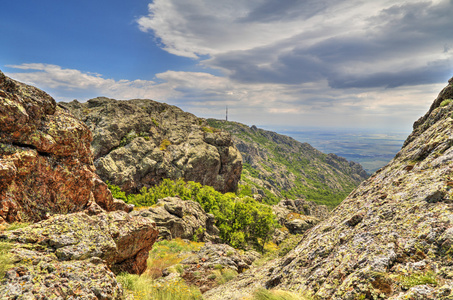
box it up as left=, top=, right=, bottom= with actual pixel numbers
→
left=107, top=179, right=277, bottom=251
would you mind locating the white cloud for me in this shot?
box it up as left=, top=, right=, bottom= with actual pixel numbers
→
left=5, top=63, right=443, bottom=132
left=138, top=0, right=453, bottom=89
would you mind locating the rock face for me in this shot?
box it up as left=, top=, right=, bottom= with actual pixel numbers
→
left=205, top=79, right=453, bottom=299
left=0, top=71, right=131, bottom=223
left=61, top=98, right=242, bottom=194
left=207, top=119, right=368, bottom=206
left=132, top=196, right=221, bottom=242
left=0, top=211, right=158, bottom=298
left=272, top=199, right=329, bottom=237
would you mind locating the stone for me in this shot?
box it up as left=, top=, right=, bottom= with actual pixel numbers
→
left=132, top=196, right=221, bottom=242
left=0, top=71, right=128, bottom=223
left=61, top=98, right=243, bottom=194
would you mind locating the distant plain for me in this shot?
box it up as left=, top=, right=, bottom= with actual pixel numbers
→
left=272, top=128, right=409, bottom=174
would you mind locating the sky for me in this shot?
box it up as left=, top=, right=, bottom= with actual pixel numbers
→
left=1, top=0, right=453, bottom=134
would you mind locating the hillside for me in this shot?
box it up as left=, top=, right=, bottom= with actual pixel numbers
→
left=207, top=119, right=368, bottom=207
left=61, top=98, right=242, bottom=194
left=205, top=78, right=453, bottom=299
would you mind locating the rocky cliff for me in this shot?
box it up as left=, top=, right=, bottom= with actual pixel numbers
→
left=0, top=71, right=130, bottom=223
left=207, top=119, right=368, bottom=206
left=62, top=98, right=242, bottom=194
left=205, top=79, right=453, bottom=299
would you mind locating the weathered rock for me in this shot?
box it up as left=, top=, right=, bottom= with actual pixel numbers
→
left=162, top=242, right=260, bottom=294
left=207, top=119, right=368, bottom=204
left=271, top=199, right=329, bottom=240
left=132, top=196, right=221, bottom=242
left=205, top=79, right=453, bottom=299
left=0, top=71, right=130, bottom=223
left=0, top=210, right=158, bottom=298
left=61, top=98, right=242, bottom=194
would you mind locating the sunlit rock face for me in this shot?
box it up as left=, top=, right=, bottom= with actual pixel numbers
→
left=205, top=78, right=453, bottom=299
left=0, top=70, right=130, bottom=223
left=62, top=97, right=242, bottom=194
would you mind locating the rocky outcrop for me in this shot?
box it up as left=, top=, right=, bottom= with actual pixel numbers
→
left=0, top=210, right=158, bottom=298
left=132, top=196, right=221, bottom=242
left=0, top=71, right=131, bottom=223
left=272, top=199, right=329, bottom=237
left=205, top=79, right=453, bottom=299
left=61, top=98, right=242, bottom=194
left=207, top=119, right=368, bottom=206
left=162, top=242, right=260, bottom=294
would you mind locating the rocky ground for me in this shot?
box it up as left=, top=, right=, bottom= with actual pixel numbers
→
left=61, top=98, right=242, bottom=195
left=205, top=78, right=453, bottom=299
left=0, top=211, right=158, bottom=299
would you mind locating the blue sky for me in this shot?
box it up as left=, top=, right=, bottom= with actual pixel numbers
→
left=1, top=0, right=453, bottom=133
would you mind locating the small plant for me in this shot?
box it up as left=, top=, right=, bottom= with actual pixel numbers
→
left=160, top=139, right=171, bottom=151
left=201, top=126, right=214, bottom=133
left=394, top=271, right=438, bottom=289
left=252, top=288, right=311, bottom=300
left=152, top=118, right=159, bottom=127
left=0, top=241, right=13, bottom=279
left=440, top=99, right=453, bottom=107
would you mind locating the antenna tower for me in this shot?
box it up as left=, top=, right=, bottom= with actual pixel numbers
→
left=226, top=105, right=228, bottom=121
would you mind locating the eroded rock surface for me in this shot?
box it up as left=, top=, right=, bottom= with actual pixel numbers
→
left=0, top=71, right=131, bottom=223
left=0, top=211, right=158, bottom=299
left=61, top=98, right=242, bottom=194
left=205, top=78, right=453, bottom=299
left=132, top=196, right=220, bottom=242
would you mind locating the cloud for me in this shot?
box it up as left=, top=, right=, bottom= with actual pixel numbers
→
left=138, top=0, right=453, bottom=89
left=4, top=63, right=443, bottom=132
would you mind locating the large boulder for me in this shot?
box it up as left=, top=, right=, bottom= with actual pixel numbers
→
left=132, top=196, right=221, bottom=242
left=0, top=210, right=158, bottom=298
left=61, top=98, right=243, bottom=194
left=205, top=78, right=453, bottom=299
left=0, top=71, right=131, bottom=223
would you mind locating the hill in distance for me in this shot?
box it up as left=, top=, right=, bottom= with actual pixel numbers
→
left=207, top=119, right=369, bottom=207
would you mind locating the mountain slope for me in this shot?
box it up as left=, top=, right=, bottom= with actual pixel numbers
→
left=207, top=119, right=368, bottom=207
left=205, top=78, right=453, bottom=299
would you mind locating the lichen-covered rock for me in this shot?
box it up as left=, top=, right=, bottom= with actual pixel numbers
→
left=162, top=242, right=260, bottom=294
left=205, top=79, right=453, bottom=299
left=61, top=97, right=242, bottom=194
left=0, top=71, right=131, bottom=223
left=0, top=210, right=158, bottom=298
left=132, top=196, right=220, bottom=242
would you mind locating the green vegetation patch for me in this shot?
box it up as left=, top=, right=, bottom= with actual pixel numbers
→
left=119, top=131, right=150, bottom=147
left=394, top=271, right=438, bottom=289
left=108, top=179, right=277, bottom=251
left=0, top=241, right=14, bottom=279
left=252, top=288, right=313, bottom=300
left=159, top=139, right=172, bottom=151
left=440, top=99, right=453, bottom=107
left=117, top=272, right=202, bottom=300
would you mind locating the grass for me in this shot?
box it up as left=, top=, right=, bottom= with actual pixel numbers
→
left=118, top=238, right=205, bottom=299
left=394, top=271, right=438, bottom=289
left=117, top=272, right=202, bottom=300
left=0, top=241, right=14, bottom=279
left=252, top=288, right=313, bottom=300
left=145, top=239, right=203, bottom=279
left=440, top=99, right=453, bottom=107
left=210, top=267, right=238, bottom=285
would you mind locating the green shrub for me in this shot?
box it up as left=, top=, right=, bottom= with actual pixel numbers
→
left=201, top=126, right=214, bottom=133
left=109, top=178, right=277, bottom=251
